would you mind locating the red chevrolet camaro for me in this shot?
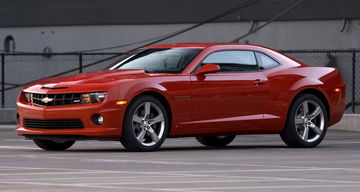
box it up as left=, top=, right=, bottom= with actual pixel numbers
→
left=16, top=43, right=345, bottom=151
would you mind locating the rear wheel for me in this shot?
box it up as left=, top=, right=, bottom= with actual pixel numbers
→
left=196, top=135, right=236, bottom=147
left=120, top=96, right=169, bottom=151
left=281, top=94, right=328, bottom=148
left=33, top=139, right=75, bottom=151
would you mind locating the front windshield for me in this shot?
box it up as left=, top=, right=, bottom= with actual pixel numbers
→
left=109, top=48, right=201, bottom=73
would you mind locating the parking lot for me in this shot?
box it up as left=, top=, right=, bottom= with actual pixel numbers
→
left=0, top=126, right=359, bottom=192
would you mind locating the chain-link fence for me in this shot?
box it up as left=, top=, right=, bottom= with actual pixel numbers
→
left=0, top=53, right=122, bottom=109
left=0, top=50, right=359, bottom=113
left=282, top=50, right=359, bottom=114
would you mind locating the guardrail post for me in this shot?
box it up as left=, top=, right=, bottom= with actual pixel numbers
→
left=352, top=50, right=356, bottom=113
left=79, top=54, right=83, bottom=73
left=1, top=54, right=5, bottom=108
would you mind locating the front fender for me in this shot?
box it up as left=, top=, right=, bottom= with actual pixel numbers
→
left=113, top=75, right=193, bottom=136
left=121, top=81, right=170, bottom=103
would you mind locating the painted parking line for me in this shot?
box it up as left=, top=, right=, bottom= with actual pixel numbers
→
left=10, top=155, right=360, bottom=171
left=0, top=172, right=358, bottom=184
left=1, top=160, right=360, bottom=175
left=0, top=165, right=359, bottom=191
left=0, top=125, right=17, bottom=129
left=0, top=175, right=214, bottom=181
left=70, top=178, right=360, bottom=186
left=1, top=181, right=360, bottom=192
left=157, top=184, right=360, bottom=191
left=0, top=165, right=359, bottom=185
left=0, top=181, right=154, bottom=191
left=0, top=145, right=38, bottom=149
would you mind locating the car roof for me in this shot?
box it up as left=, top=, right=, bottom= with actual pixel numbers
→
left=142, top=43, right=267, bottom=50
left=143, top=43, right=304, bottom=68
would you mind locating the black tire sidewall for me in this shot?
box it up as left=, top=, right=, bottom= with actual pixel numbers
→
left=282, top=94, right=328, bottom=148
left=33, top=139, right=75, bottom=151
left=121, top=96, right=169, bottom=151
left=195, top=135, right=236, bottom=147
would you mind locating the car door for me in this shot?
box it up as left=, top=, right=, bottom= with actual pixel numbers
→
left=189, top=50, right=270, bottom=134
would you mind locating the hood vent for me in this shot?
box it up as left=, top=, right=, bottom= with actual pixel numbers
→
left=42, top=86, right=68, bottom=89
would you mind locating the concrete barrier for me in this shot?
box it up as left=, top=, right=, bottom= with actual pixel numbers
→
left=0, top=109, right=359, bottom=132
left=0, top=109, right=16, bottom=124
left=329, top=114, right=360, bottom=132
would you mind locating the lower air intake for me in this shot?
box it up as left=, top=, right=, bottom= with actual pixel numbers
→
left=24, top=119, right=84, bottom=129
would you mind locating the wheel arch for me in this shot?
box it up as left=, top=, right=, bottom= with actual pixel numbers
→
left=288, top=88, right=330, bottom=121
left=280, top=88, right=330, bottom=147
left=126, top=90, right=173, bottom=136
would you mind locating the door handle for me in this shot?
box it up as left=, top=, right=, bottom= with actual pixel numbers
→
left=254, top=79, right=267, bottom=86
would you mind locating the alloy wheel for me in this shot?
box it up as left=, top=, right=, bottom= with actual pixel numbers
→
left=294, top=100, right=325, bottom=143
left=132, top=102, right=165, bottom=146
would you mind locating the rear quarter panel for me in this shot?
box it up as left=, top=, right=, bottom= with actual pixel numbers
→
left=263, top=66, right=345, bottom=132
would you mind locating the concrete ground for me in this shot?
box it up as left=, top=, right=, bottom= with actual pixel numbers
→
left=0, top=126, right=359, bottom=192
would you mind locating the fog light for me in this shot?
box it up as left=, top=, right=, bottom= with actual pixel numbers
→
left=92, top=114, right=104, bottom=125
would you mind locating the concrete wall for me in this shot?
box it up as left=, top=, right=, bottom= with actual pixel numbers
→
left=0, top=109, right=16, bottom=124
left=0, top=20, right=359, bottom=53
left=330, top=114, right=360, bottom=132
left=0, top=20, right=359, bottom=108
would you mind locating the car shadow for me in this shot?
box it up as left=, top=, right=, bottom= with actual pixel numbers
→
left=61, top=144, right=289, bottom=153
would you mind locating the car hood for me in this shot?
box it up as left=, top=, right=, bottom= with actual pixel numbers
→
left=23, top=69, right=148, bottom=93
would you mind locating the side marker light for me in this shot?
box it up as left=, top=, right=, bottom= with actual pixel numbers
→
left=116, top=101, right=128, bottom=105
left=334, top=88, right=341, bottom=93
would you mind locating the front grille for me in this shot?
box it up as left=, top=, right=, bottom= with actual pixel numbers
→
left=24, top=119, right=84, bottom=129
left=30, top=93, right=82, bottom=107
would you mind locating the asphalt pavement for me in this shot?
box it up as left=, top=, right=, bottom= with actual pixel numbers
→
left=0, top=125, right=359, bottom=192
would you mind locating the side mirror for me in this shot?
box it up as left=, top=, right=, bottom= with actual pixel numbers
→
left=195, top=64, right=221, bottom=76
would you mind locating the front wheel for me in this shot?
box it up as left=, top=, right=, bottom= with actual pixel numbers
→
left=281, top=94, right=328, bottom=148
left=33, top=139, right=75, bottom=151
left=120, top=96, right=169, bottom=151
left=196, top=135, right=236, bottom=147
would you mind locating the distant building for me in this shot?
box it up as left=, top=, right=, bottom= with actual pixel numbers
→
left=0, top=0, right=360, bottom=53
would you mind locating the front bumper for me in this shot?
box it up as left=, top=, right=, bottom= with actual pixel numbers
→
left=16, top=101, right=126, bottom=139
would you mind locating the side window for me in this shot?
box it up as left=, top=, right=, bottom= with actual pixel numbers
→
left=202, top=51, right=258, bottom=72
left=255, top=52, right=280, bottom=70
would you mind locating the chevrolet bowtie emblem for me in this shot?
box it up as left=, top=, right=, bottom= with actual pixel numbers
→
left=41, top=97, right=54, bottom=104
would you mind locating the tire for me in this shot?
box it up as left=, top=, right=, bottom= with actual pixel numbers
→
left=280, top=93, right=328, bottom=148
left=195, top=135, right=236, bottom=147
left=33, top=139, right=75, bottom=151
left=120, top=95, right=169, bottom=151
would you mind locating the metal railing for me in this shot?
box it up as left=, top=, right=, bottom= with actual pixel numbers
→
left=0, top=49, right=359, bottom=113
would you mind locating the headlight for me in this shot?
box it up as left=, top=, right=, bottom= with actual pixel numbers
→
left=81, top=92, right=106, bottom=103
left=23, top=92, right=32, bottom=102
